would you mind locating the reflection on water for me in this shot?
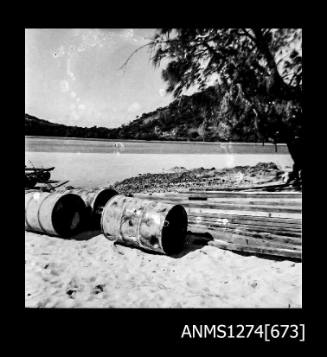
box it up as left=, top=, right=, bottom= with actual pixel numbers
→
left=113, top=142, right=125, bottom=155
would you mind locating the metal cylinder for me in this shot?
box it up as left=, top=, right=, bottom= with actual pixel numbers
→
left=25, top=191, right=86, bottom=237
left=63, top=187, right=118, bottom=227
left=101, top=195, right=188, bottom=255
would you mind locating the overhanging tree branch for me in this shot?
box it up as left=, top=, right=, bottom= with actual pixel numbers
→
left=251, top=28, right=292, bottom=97
left=119, top=42, right=153, bottom=70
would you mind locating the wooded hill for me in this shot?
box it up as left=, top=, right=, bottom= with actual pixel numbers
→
left=25, top=87, right=261, bottom=142
left=25, top=113, right=113, bottom=139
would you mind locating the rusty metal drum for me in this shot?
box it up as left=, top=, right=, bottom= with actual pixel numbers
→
left=63, top=187, right=118, bottom=227
left=101, top=195, right=188, bottom=255
left=25, top=191, right=86, bottom=237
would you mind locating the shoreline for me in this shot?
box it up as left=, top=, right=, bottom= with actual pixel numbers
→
left=25, top=135, right=288, bottom=147
left=26, top=150, right=291, bottom=155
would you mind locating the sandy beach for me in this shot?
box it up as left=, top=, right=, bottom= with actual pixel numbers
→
left=25, top=230, right=301, bottom=308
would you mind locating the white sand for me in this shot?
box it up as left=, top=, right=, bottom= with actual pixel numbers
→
left=25, top=231, right=302, bottom=308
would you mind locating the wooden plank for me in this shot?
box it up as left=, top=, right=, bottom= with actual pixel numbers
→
left=188, top=223, right=302, bottom=239
left=141, top=191, right=302, bottom=197
left=135, top=191, right=302, bottom=199
left=186, top=207, right=302, bottom=220
left=221, top=228, right=301, bottom=245
left=188, top=213, right=302, bottom=229
left=139, top=193, right=302, bottom=202
left=205, top=230, right=301, bottom=250
left=188, top=218, right=302, bottom=237
left=143, top=198, right=302, bottom=214
left=208, top=240, right=302, bottom=260
left=186, top=210, right=302, bottom=225
left=135, top=194, right=302, bottom=207
left=186, top=183, right=297, bottom=192
left=188, top=213, right=303, bottom=227
left=184, top=191, right=302, bottom=198
left=191, top=198, right=302, bottom=206
left=191, top=225, right=301, bottom=239
left=189, top=184, right=287, bottom=191
left=188, top=224, right=302, bottom=244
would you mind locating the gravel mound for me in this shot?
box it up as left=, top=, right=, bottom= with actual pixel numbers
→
left=113, top=162, right=287, bottom=195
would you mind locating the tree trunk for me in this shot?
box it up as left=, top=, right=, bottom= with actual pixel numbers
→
left=286, top=136, right=302, bottom=186
left=274, top=139, right=278, bottom=153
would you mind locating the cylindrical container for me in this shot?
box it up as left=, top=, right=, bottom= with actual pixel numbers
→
left=63, top=187, right=118, bottom=227
left=101, top=195, right=188, bottom=255
left=25, top=191, right=86, bottom=237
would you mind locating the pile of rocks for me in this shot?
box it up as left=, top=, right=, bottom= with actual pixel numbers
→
left=113, top=162, right=288, bottom=195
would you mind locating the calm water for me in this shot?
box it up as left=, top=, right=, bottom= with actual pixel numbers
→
left=25, top=136, right=289, bottom=154
left=25, top=137, right=293, bottom=187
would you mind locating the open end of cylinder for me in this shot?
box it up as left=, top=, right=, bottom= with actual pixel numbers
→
left=93, top=188, right=118, bottom=227
left=51, top=194, right=86, bottom=237
left=161, top=205, right=188, bottom=255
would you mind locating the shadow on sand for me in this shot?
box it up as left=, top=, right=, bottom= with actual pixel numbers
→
left=71, top=230, right=102, bottom=241
left=67, top=230, right=300, bottom=262
left=169, top=233, right=213, bottom=258
left=94, top=232, right=212, bottom=258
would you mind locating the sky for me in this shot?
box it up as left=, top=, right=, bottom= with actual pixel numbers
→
left=25, top=29, right=175, bottom=128
left=25, top=29, right=301, bottom=129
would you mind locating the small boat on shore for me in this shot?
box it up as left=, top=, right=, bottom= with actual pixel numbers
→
left=25, top=164, right=68, bottom=191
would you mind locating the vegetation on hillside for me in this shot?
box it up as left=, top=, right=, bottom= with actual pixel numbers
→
left=26, top=85, right=272, bottom=143
left=107, top=86, right=262, bottom=142
left=25, top=113, right=113, bottom=139
left=142, top=28, right=302, bottom=179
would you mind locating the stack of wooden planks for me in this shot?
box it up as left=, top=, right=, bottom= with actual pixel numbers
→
left=134, top=190, right=302, bottom=260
